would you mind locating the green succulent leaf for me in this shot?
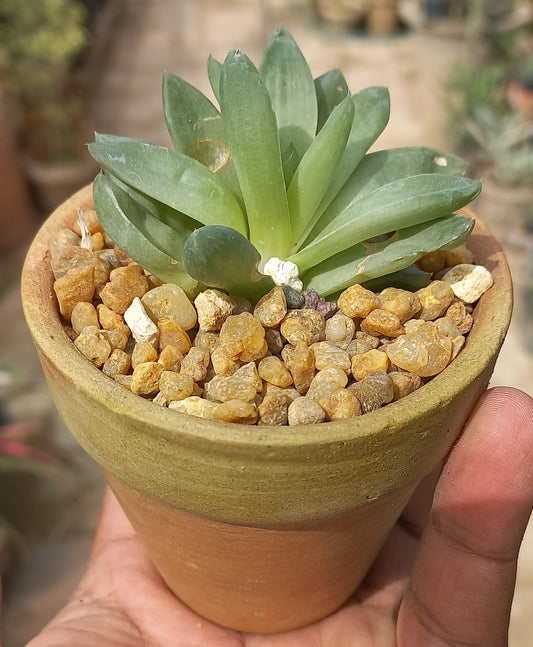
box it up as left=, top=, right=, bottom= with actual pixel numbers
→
left=287, top=95, right=355, bottom=248
left=302, top=214, right=474, bottom=295
left=281, top=142, right=300, bottom=187
left=162, top=71, right=241, bottom=199
left=89, top=135, right=247, bottom=237
left=310, top=146, right=468, bottom=241
left=207, top=54, right=222, bottom=103
left=314, top=69, right=350, bottom=132
left=259, top=27, right=317, bottom=159
left=93, top=173, right=199, bottom=295
left=361, top=266, right=432, bottom=292
left=315, top=87, right=391, bottom=219
left=219, top=49, right=291, bottom=260
left=182, top=225, right=275, bottom=299
left=291, top=174, right=482, bottom=271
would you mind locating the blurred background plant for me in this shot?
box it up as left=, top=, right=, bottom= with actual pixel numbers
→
left=443, top=0, right=533, bottom=187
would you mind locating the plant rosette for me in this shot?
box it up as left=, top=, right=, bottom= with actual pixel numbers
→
left=21, top=30, right=512, bottom=634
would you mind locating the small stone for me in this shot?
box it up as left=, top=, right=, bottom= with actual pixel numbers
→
left=214, top=400, right=258, bottom=424
left=325, top=313, right=356, bottom=350
left=90, top=232, right=105, bottom=251
left=415, top=281, right=455, bottom=321
left=434, top=316, right=463, bottom=339
left=101, top=325, right=130, bottom=351
left=211, top=345, right=242, bottom=376
left=71, top=301, right=99, bottom=335
left=389, top=371, right=423, bottom=401
left=280, top=309, right=326, bottom=347
left=302, top=289, right=337, bottom=319
left=263, top=257, right=303, bottom=291
left=351, top=349, right=390, bottom=381
left=378, top=288, right=421, bottom=323
left=157, top=345, right=184, bottom=372
left=51, top=246, right=110, bottom=285
left=441, top=264, right=494, bottom=304
left=114, top=374, right=133, bottom=390
left=97, top=304, right=125, bottom=330
left=169, top=396, right=219, bottom=420
left=229, top=295, right=253, bottom=315
left=282, top=285, right=305, bottom=309
left=345, top=338, right=374, bottom=357
left=233, top=362, right=264, bottom=393
left=102, top=349, right=131, bottom=378
left=253, top=286, right=287, bottom=328
left=384, top=323, right=453, bottom=377
left=193, top=330, right=220, bottom=354
left=306, top=366, right=348, bottom=402
left=113, top=245, right=134, bottom=266
left=310, top=341, right=351, bottom=374
left=360, top=309, right=404, bottom=338
left=258, top=356, right=293, bottom=388
left=50, top=229, right=81, bottom=260
left=261, top=383, right=301, bottom=402
left=132, top=341, right=158, bottom=369
left=157, top=319, right=192, bottom=354
left=416, top=250, right=447, bottom=273
left=258, top=393, right=292, bottom=426
left=142, top=283, right=197, bottom=330
left=355, top=331, right=380, bottom=348
left=281, top=344, right=315, bottom=394
left=124, top=297, right=159, bottom=345
left=445, top=300, right=473, bottom=335
left=180, top=347, right=210, bottom=382
left=444, top=244, right=474, bottom=267
left=205, top=374, right=257, bottom=403
left=219, top=312, right=267, bottom=362
left=337, top=284, right=379, bottom=319
left=194, top=289, right=235, bottom=331
left=100, top=264, right=149, bottom=314
left=265, top=328, right=284, bottom=355
left=74, top=325, right=112, bottom=367
left=54, top=266, right=95, bottom=322
left=319, top=388, right=361, bottom=421
left=130, top=361, right=164, bottom=396
left=159, top=371, right=195, bottom=402
left=288, top=397, right=326, bottom=426
left=348, top=371, right=394, bottom=413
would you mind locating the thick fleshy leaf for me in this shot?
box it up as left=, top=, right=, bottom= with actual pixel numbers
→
left=281, top=142, right=300, bottom=187
left=314, top=87, right=391, bottom=219
left=219, top=50, right=291, bottom=259
left=310, top=146, right=468, bottom=241
left=287, top=96, right=354, bottom=248
left=290, top=174, right=481, bottom=271
left=302, top=214, right=474, bottom=295
left=162, top=72, right=241, bottom=199
left=89, top=136, right=247, bottom=236
left=259, top=27, right=317, bottom=158
left=314, top=69, right=349, bottom=132
left=182, top=225, right=275, bottom=299
left=207, top=55, right=222, bottom=103
left=362, top=266, right=432, bottom=292
left=93, top=174, right=199, bottom=295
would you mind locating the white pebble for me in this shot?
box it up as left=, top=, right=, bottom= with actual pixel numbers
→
left=441, top=264, right=494, bottom=304
left=263, top=257, right=303, bottom=291
left=124, top=297, right=159, bottom=344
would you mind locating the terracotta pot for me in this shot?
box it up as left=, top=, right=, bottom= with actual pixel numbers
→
left=21, top=185, right=512, bottom=633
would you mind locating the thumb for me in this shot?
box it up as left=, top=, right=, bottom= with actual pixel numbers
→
left=398, top=387, right=533, bottom=647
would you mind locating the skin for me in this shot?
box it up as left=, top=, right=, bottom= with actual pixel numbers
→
left=15, top=386, right=533, bottom=647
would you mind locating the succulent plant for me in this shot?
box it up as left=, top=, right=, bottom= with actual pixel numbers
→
left=88, top=29, right=481, bottom=300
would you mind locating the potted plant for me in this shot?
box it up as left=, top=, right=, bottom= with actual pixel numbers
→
left=21, top=29, right=512, bottom=633
left=0, top=0, right=97, bottom=213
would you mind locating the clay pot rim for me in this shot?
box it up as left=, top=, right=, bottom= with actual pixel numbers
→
left=22, top=184, right=512, bottom=452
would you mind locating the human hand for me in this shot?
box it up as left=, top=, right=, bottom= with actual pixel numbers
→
left=25, top=387, right=533, bottom=647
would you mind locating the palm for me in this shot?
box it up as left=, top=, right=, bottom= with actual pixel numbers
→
left=27, top=388, right=533, bottom=647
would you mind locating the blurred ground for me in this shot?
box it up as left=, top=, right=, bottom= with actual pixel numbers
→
left=1, top=1, right=533, bottom=645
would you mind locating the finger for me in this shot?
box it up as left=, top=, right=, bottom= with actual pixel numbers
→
left=91, top=486, right=137, bottom=558
left=398, top=387, right=533, bottom=647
